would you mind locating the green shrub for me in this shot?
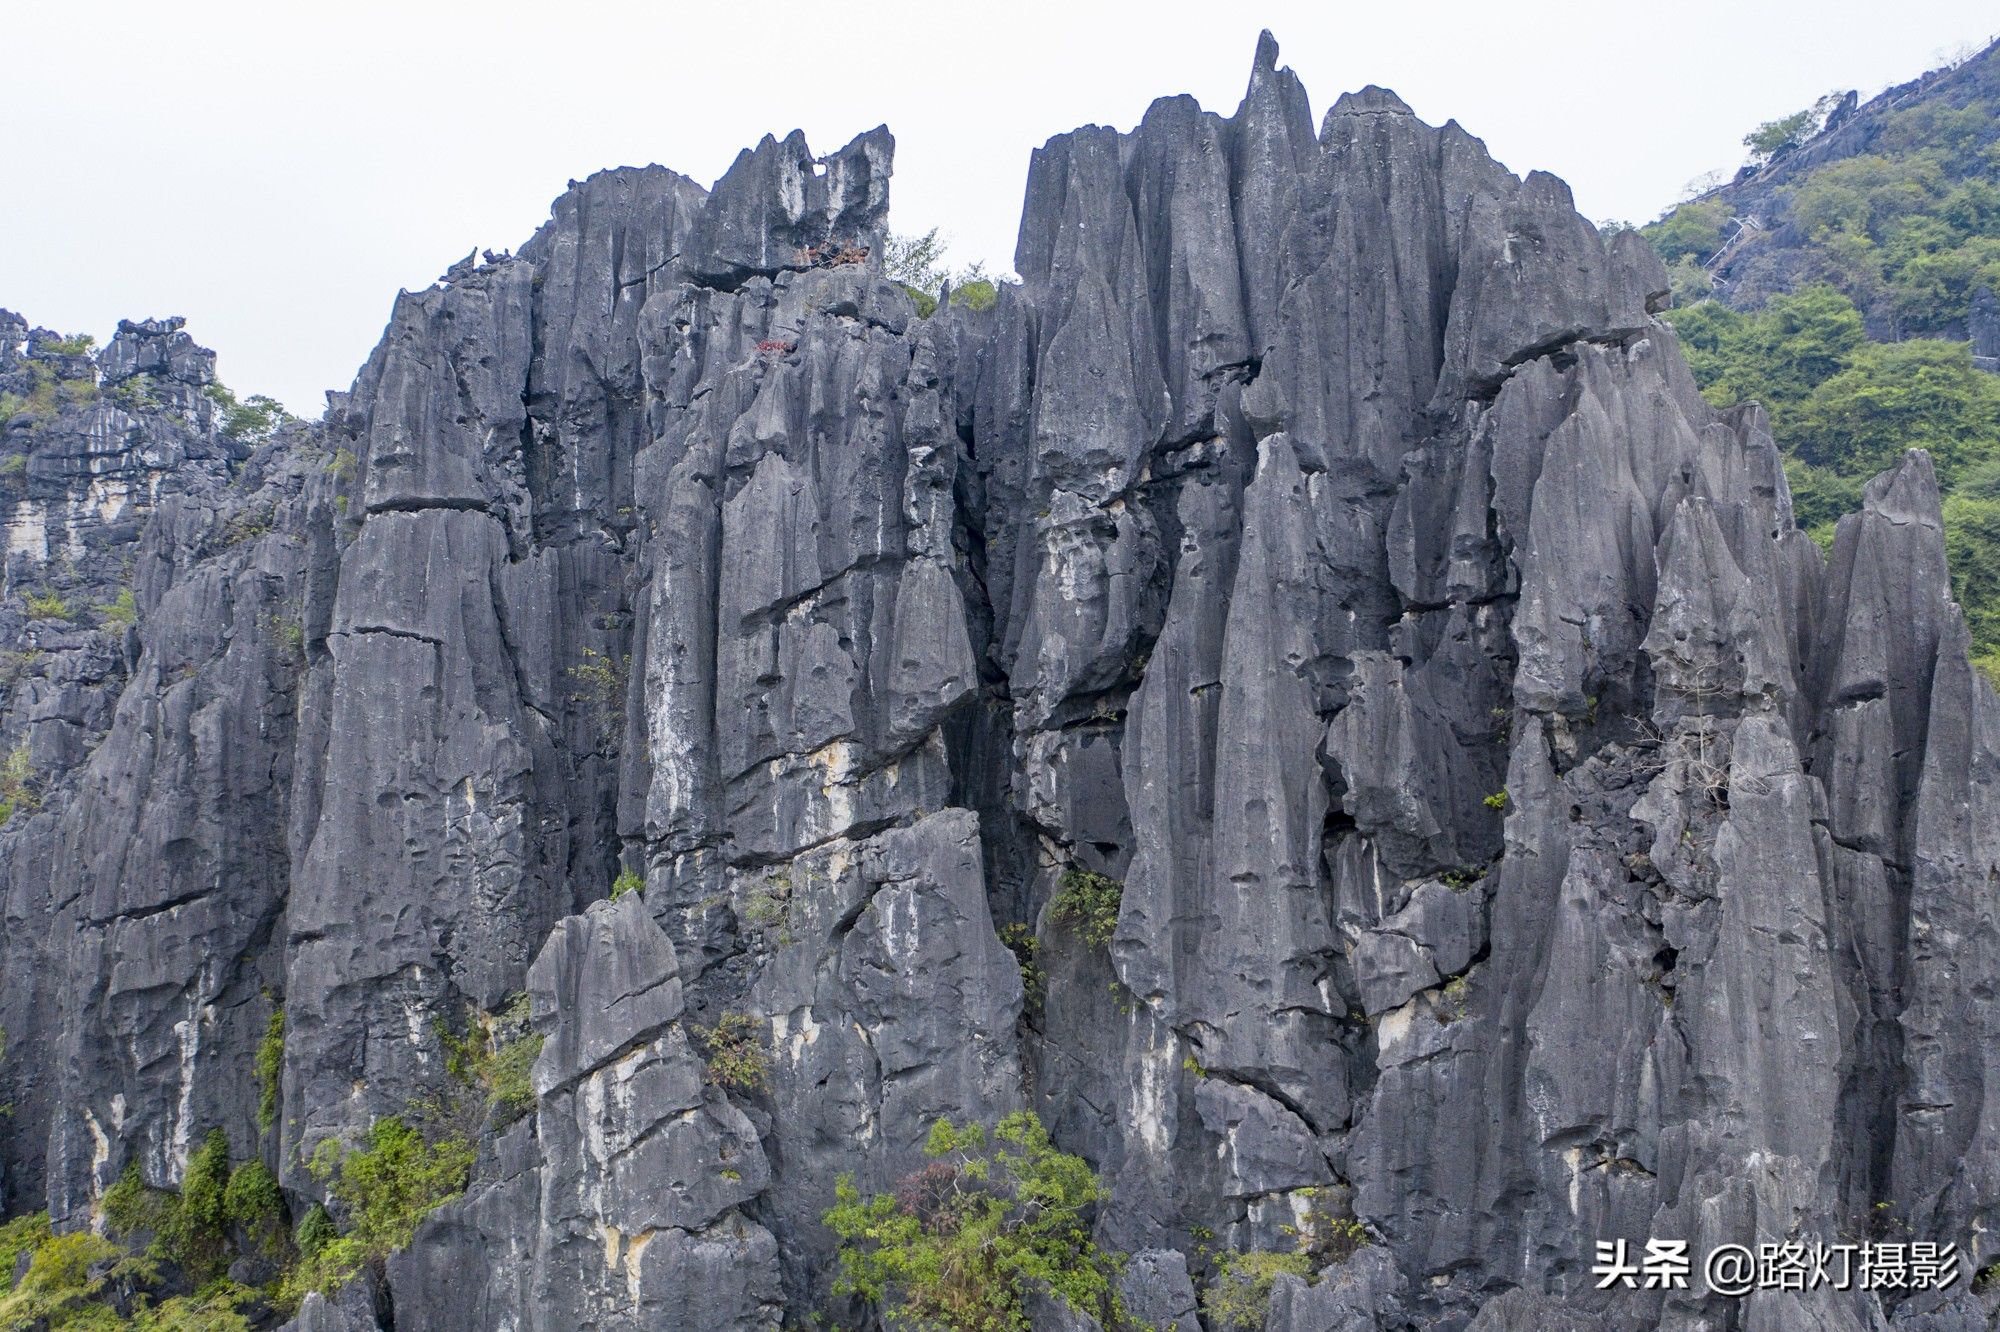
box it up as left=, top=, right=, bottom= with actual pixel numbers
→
left=1049, top=867, right=1123, bottom=950
left=103, top=1160, right=178, bottom=1239
left=693, top=1012, right=769, bottom=1095
left=289, top=1115, right=475, bottom=1301
left=25, top=590, right=68, bottom=620
left=1482, top=789, right=1509, bottom=811
left=295, top=1203, right=335, bottom=1259
left=0, top=743, right=36, bottom=826
left=1790, top=339, right=2000, bottom=484
left=884, top=228, right=949, bottom=293
left=609, top=868, right=644, bottom=900
left=1000, top=923, right=1045, bottom=1014
left=98, top=588, right=138, bottom=628
left=131, top=1281, right=257, bottom=1330
left=441, top=995, right=542, bottom=1122
left=1744, top=106, right=1820, bottom=161
left=824, top=1110, right=1133, bottom=1330
left=108, top=373, right=159, bottom=412
left=950, top=279, right=1000, bottom=312
left=223, top=1160, right=290, bottom=1261
left=0, top=1227, right=122, bottom=1326
left=0, top=1211, right=52, bottom=1292
left=1201, top=1250, right=1316, bottom=1330
left=256, top=1007, right=284, bottom=1130
left=1643, top=198, right=1731, bottom=265
left=155, top=1128, right=233, bottom=1285
left=324, top=447, right=358, bottom=482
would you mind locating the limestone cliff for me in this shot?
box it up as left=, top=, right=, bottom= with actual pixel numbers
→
left=4, top=34, right=2000, bottom=1332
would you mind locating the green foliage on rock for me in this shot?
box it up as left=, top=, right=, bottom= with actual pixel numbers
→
left=884, top=229, right=1007, bottom=318
left=294, top=1204, right=335, bottom=1260
left=1651, top=81, right=2000, bottom=337
left=0, top=742, right=38, bottom=826
left=153, top=1129, right=232, bottom=1286
left=0, top=1227, right=126, bottom=1327
left=1789, top=339, right=2000, bottom=482
left=98, top=589, right=138, bottom=629
left=222, top=1161, right=289, bottom=1262
left=1049, top=867, right=1123, bottom=951
left=255, top=1007, right=284, bottom=1131
left=440, top=994, right=543, bottom=1122
left=951, top=277, right=1000, bottom=312
left=129, top=1283, right=257, bottom=1331
left=824, top=1110, right=1135, bottom=1331
left=1659, top=280, right=2000, bottom=673
left=1201, top=1250, right=1314, bottom=1330
left=0, top=1210, right=53, bottom=1291
left=286, top=1115, right=475, bottom=1303
left=14, top=1137, right=285, bottom=1328
left=203, top=384, right=295, bottom=446
left=693, top=1011, right=769, bottom=1096
left=1000, top=923, right=1045, bottom=1015
left=1643, top=198, right=1731, bottom=265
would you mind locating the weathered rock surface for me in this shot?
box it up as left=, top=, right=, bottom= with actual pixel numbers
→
left=6, top=30, right=2000, bottom=1332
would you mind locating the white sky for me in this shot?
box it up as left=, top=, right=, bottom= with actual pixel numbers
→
left=4, top=1, right=1995, bottom=414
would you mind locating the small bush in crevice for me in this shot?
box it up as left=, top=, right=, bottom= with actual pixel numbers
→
left=256, top=1006, right=284, bottom=1131
left=440, top=994, right=543, bottom=1123
left=98, top=588, right=138, bottom=628
left=223, top=1160, right=291, bottom=1262
left=1201, top=1250, right=1316, bottom=1330
left=0, top=744, right=34, bottom=827
left=1000, top=923, right=1045, bottom=1015
left=1049, top=866, right=1123, bottom=951
left=694, top=1012, right=769, bottom=1096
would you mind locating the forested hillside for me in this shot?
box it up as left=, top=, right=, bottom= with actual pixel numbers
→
left=1642, top=36, right=2000, bottom=676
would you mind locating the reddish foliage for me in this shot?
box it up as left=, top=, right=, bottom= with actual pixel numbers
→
left=756, top=340, right=796, bottom=355
left=795, top=242, right=871, bottom=268
left=895, top=1160, right=963, bottom=1234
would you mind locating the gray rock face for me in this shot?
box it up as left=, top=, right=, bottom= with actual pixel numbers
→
left=6, top=30, right=2000, bottom=1332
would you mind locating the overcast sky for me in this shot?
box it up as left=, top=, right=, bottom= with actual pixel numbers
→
left=5, top=1, right=1995, bottom=414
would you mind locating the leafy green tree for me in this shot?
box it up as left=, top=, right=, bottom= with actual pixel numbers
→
left=203, top=384, right=297, bottom=446
left=824, top=1111, right=1134, bottom=1330
left=1945, top=478, right=2000, bottom=675
left=884, top=230, right=1007, bottom=318
left=1746, top=108, right=1818, bottom=161
left=1643, top=199, right=1731, bottom=265
left=884, top=228, right=950, bottom=291
left=1791, top=339, right=2000, bottom=482
left=1790, top=154, right=1950, bottom=241
left=1202, top=1251, right=1316, bottom=1330
left=1782, top=459, right=1865, bottom=545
